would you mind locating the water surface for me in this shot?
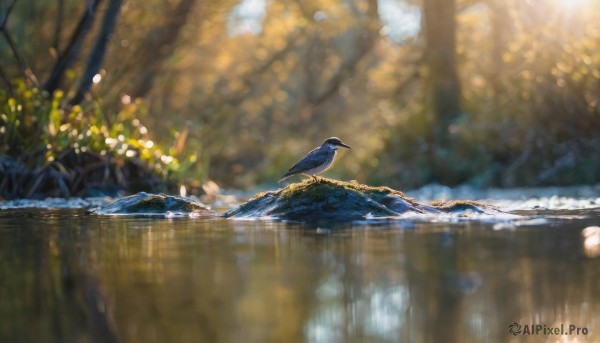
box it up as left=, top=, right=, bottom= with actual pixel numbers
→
left=1, top=208, right=599, bottom=342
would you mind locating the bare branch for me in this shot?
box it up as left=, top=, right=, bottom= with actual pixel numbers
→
left=0, top=0, right=18, bottom=30
left=305, top=9, right=380, bottom=106
left=1, top=29, right=39, bottom=86
left=203, top=29, right=304, bottom=111
left=128, top=0, right=197, bottom=99
left=52, top=0, right=65, bottom=52
left=70, top=0, right=123, bottom=105
left=44, top=0, right=102, bottom=94
left=0, top=0, right=39, bottom=85
left=0, top=63, right=13, bottom=95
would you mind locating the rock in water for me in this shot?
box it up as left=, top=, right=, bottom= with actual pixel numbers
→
left=93, top=192, right=219, bottom=217
left=224, top=178, right=501, bottom=220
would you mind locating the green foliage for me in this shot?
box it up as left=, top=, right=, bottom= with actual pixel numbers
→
left=0, top=82, right=180, bottom=177
left=2, top=0, right=600, bottom=190
left=0, top=80, right=186, bottom=195
left=369, top=0, right=600, bottom=188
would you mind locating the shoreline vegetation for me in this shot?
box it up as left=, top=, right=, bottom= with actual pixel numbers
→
left=1, top=81, right=599, bottom=201
left=0, top=83, right=190, bottom=200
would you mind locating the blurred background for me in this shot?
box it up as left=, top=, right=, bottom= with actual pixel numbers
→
left=1, top=0, right=599, bottom=191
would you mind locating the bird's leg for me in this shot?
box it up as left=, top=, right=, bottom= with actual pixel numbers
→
left=311, top=175, right=318, bottom=183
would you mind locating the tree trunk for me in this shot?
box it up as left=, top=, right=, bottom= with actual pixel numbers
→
left=488, top=0, right=509, bottom=99
left=70, top=0, right=122, bottom=106
left=128, top=0, right=197, bottom=99
left=422, top=0, right=462, bottom=182
left=44, top=0, right=102, bottom=94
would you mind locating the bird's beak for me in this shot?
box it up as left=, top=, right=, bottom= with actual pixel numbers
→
left=339, top=142, right=351, bottom=149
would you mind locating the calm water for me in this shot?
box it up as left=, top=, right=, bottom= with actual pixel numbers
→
left=1, top=208, right=599, bottom=343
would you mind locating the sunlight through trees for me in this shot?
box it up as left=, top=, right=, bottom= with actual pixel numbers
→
left=1, top=0, right=599, bottom=194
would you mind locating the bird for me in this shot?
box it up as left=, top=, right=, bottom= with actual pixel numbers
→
left=278, top=137, right=351, bottom=183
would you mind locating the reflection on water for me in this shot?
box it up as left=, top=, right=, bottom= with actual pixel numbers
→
left=0, top=209, right=599, bottom=342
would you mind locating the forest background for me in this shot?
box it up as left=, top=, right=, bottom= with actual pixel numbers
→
left=1, top=0, right=599, bottom=197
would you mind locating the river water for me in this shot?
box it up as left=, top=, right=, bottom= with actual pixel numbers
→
left=1, top=201, right=599, bottom=342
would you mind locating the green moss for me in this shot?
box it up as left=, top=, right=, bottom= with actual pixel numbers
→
left=95, top=192, right=217, bottom=216
left=279, top=178, right=414, bottom=203
left=429, top=199, right=498, bottom=214
left=227, top=178, right=419, bottom=219
left=225, top=178, right=502, bottom=219
left=430, top=199, right=490, bottom=209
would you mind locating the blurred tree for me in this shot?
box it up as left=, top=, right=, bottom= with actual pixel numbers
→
left=486, top=0, right=509, bottom=100
left=121, top=0, right=197, bottom=99
left=71, top=0, right=123, bottom=105
left=423, top=0, right=463, bottom=183
left=0, top=0, right=38, bottom=87
left=44, top=0, right=102, bottom=95
left=2, top=0, right=599, bottom=190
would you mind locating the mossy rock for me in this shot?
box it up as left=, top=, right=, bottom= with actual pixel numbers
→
left=224, top=178, right=498, bottom=220
left=93, top=192, right=218, bottom=217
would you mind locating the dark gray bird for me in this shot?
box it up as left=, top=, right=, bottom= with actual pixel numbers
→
left=278, top=137, right=351, bottom=183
